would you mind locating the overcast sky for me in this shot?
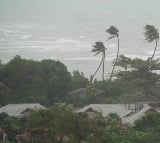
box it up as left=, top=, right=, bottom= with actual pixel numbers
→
left=0, top=0, right=160, bottom=17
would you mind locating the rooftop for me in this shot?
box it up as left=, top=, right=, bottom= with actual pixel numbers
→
left=0, top=103, right=46, bottom=117
left=78, top=104, right=132, bottom=118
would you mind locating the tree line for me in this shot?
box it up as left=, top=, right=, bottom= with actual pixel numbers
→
left=0, top=56, right=89, bottom=106
left=0, top=55, right=160, bottom=106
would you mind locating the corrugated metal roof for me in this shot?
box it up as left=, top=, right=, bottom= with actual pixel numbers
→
left=0, top=103, right=46, bottom=117
left=122, top=104, right=160, bottom=125
left=78, top=104, right=132, bottom=118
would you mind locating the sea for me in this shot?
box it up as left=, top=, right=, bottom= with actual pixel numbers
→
left=0, top=0, right=160, bottom=79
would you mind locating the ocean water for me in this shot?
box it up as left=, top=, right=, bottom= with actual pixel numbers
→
left=0, top=0, right=160, bottom=79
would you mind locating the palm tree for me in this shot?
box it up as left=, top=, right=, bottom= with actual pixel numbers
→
left=144, top=25, right=159, bottom=60
left=106, top=26, right=119, bottom=80
left=91, top=41, right=106, bottom=82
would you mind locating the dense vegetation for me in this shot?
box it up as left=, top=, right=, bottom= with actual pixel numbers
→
left=0, top=55, right=71, bottom=106
left=0, top=54, right=160, bottom=107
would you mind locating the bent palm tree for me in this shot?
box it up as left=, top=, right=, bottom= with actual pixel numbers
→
left=144, top=25, right=159, bottom=60
left=91, top=41, right=106, bottom=82
left=106, top=26, right=119, bottom=80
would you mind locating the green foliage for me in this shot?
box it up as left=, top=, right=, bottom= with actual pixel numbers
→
left=0, top=113, right=26, bottom=141
left=70, top=71, right=89, bottom=90
left=103, top=129, right=152, bottom=143
left=85, top=84, right=97, bottom=98
left=27, top=104, right=91, bottom=143
left=1, top=54, right=160, bottom=106
left=135, top=112, right=160, bottom=131
left=115, top=55, right=131, bottom=71
left=92, top=56, right=160, bottom=102
left=144, top=25, right=159, bottom=42
left=0, top=56, right=71, bottom=106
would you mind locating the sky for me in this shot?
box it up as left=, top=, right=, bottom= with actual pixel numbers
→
left=0, top=0, right=160, bottom=15
left=0, top=0, right=160, bottom=78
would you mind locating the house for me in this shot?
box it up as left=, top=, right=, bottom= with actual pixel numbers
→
left=0, top=103, right=46, bottom=117
left=78, top=104, right=132, bottom=120
left=78, top=103, right=160, bottom=125
left=122, top=104, right=160, bottom=125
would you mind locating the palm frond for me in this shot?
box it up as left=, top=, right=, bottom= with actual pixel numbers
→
left=106, top=26, right=119, bottom=37
left=94, top=51, right=101, bottom=56
left=107, top=36, right=116, bottom=41
left=144, top=25, right=159, bottom=42
left=92, top=41, right=105, bottom=53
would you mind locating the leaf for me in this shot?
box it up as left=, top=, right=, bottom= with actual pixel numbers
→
left=107, top=36, right=116, bottom=41
left=94, top=51, right=101, bottom=56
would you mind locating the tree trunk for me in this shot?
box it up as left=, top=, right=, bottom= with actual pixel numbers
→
left=91, top=56, right=103, bottom=82
left=102, top=52, right=105, bottom=81
left=151, top=40, right=158, bottom=60
left=110, top=36, right=119, bottom=80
